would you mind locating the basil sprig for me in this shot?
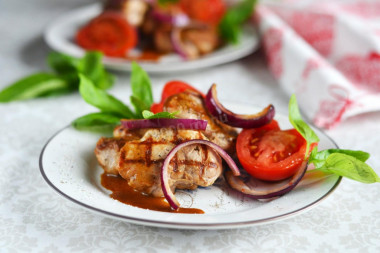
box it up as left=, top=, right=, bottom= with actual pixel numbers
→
left=78, top=74, right=134, bottom=118
left=289, top=95, right=320, bottom=158
left=219, top=0, right=257, bottom=44
left=289, top=94, right=380, bottom=184
left=142, top=110, right=179, bottom=119
left=130, top=62, right=153, bottom=118
left=0, top=51, right=114, bottom=103
left=72, top=62, right=179, bottom=131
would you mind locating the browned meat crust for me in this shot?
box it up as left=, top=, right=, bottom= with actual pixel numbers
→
left=118, top=128, right=222, bottom=197
left=163, top=91, right=238, bottom=154
left=95, top=137, right=127, bottom=175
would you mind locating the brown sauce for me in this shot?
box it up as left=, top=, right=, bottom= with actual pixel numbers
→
left=125, top=50, right=164, bottom=62
left=101, top=173, right=204, bottom=214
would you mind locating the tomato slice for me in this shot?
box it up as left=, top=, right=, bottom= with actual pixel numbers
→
left=76, top=12, right=137, bottom=57
left=236, top=120, right=314, bottom=181
left=150, top=81, right=204, bottom=113
left=180, top=0, right=226, bottom=25
left=150, top=102, right=164, bottom=114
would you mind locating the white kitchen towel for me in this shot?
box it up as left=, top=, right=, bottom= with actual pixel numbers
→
left=255, top=0, right=380, bottom=128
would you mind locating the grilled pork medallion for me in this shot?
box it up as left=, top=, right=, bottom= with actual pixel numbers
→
left=163, top=91, right=238, bottom=153
left=95, top=91, right=238, bottom=197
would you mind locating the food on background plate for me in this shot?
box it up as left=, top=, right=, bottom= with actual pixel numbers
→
left=75, top=0, right=256, bottom=60
left=72, top=63, right=380, bottom=213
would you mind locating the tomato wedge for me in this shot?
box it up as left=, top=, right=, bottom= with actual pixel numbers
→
left=150, top=81, right=205, bottom=113
left=236, top=120, right=315, bottom=181
left=180, top=0, right=226, bottom=25
left=76, top=12, right=137, bottom=57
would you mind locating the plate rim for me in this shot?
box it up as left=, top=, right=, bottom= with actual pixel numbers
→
left=43, top=3, right=259, bottom=73
left=39, top=122, right=342, bottom=230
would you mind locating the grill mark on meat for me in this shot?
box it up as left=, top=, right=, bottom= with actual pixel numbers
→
left=120, top=158, right=218, bottom=167
left=197, top=130, right=207, bottom=177
left=115, top=127, right=224, bottom=197
left=119, top=132, right=219, bottom=171
left=173, top=128, right=179, bottom=172
left=200, top=145, right=208, bottom=177
left=97, top=138, right=126, bottom=150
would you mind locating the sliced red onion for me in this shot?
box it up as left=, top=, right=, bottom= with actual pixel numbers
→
left=161, top=139, right=241, bottom=210
left=120, top=118, right=207, bottom=130
left=205, top=84, right=275, bottom=128
left=171, top=28, right=197, bottom=60
left=152, top=10, right=190, bottom=27
left=225, top=161, right=308, bottom=199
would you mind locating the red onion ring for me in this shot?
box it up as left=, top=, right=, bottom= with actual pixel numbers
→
left=151, top=10, right=190, bottom=27
left=225, top=161, right=308, bottom=199
left=161, top=139, right=241, bottom=210
left=120, top=118, right=208, bottom=130
left=171, top=28, right=188, bottom=59
left=205, top=84, right=275, bottom=128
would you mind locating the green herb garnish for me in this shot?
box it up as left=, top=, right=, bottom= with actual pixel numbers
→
left=289, top=94, right=320, bottom=159
left=72, top=62, right=169, bottom=131
left=219, top=0, right=257, bottom=44
left=78, top=74, right=134, bottom=118
left=142, top=110, right=179, bottom=119
left=0, top=73, right=69, bottom=102
left=289, top=94, right=380, bottom=184
left=130, top=62, right=154, bottom=118
left=0, top=51, right=114, bottom=103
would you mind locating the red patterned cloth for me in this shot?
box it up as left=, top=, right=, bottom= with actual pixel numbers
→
left=255, top=0, right=380, bottom=128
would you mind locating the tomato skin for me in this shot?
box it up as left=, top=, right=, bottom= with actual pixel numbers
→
left=150, top=81, right=204, bottom=113
left=180, top=0, right=226, bottom=25
left=150, top=102, right=164, bottom=114
left=76, top=12, right=137, bottom=57
left=236, top=120, right=313, bottom=181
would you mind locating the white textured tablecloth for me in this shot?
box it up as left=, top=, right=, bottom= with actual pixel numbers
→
left=1, top=0, right=379, bottom=252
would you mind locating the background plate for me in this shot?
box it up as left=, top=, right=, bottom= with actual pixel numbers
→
left=44, top=4, right=259, bottom=73
left=39, top=102, right=341, bottom=229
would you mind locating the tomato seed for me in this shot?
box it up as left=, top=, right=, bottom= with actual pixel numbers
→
left=250, top=138, right=259, bottom=144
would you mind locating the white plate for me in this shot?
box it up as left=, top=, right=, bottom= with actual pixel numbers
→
left=39, top=102, right=341, bottom=229
left=44, top=3, right=259, bottom=73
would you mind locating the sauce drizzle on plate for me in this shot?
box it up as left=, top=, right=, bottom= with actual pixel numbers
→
left=101, top=173, right=204, bottom=214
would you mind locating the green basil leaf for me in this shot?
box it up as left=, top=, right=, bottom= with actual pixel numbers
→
left=78, top=51, right=115, bottom=90
left=319, top=153, right=380, bottom=184
left=0, top=73, right=69, bottom=102
left=57, top=72, right=80, bottom=88
left=309, top=148, right=370, bottom=175
left=47, top=52, right=80, bottom=74
left=288, top=94, right=320, bottom=158
left=72, top=112, right=121, bottom=132
left=48, top=51, right=114, bottom=90
left=37, top=86, right=76, bottom=97
left=131, top=62, right=153, bottom=109
left=130, top=96, right=149, bottom=119
left=78, top=74, right=135, bottom=118
left=142, top=110, right=155, bottom=119
left=219, top=0, right=256, bottom=44
left=142, top=110, right=178, bottom=119
left=310, top=149, right=370, bottom=165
